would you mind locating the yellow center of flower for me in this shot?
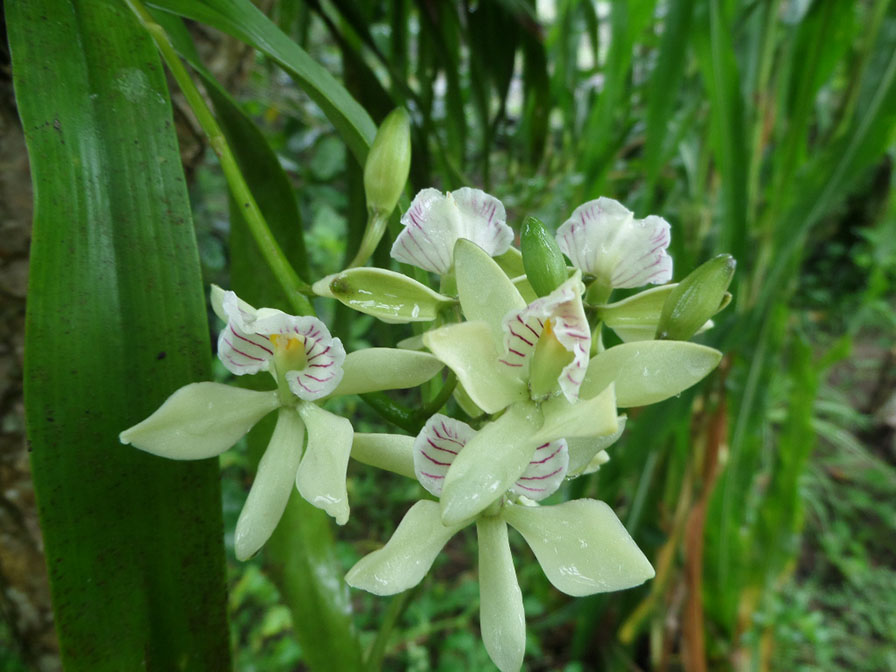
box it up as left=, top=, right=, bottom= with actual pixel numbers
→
left=269, top=334, right=308, bottom=403
left=528, top=319, right=574, bottom=400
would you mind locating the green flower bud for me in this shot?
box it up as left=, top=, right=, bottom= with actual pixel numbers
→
left=312, top=268, right=454, bottom=323
left=656, top=254, right=736, bottom=340
left=521, top=216, right=568, bottom=297
left=364, top=108, right=411, bottom=217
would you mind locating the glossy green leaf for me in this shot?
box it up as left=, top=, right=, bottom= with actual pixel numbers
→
left=11, top=1, right=231, bottom=668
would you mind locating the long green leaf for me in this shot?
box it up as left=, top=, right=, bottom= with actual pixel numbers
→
left=11, top=1, right=231, bottom=669
left=148, top=0, right=376, bottom=163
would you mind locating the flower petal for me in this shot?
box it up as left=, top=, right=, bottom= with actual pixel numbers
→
left=510, top=439, right=569, bottom=501
left=503, top=499, right=655, bottom=596
left=566, top=415, right=626, bottom=476
left=579, top=341, right=721, bottom=407
left=332, top=348, right=444, bottom=396
left=533, top=382, right=617, bottom=444
left=391, top=188, right=512, bottom=274
left=440, top=402, right=543, bottom=526
left=350, top=433, right=416, bottom=479
left=217, top=315, right=276, bottom=376
left=557, top=198, right=672, bottom=288
left=413, top=414, right=475, bottom=497
left=119, top=382, right=279, bottom=459
left=345, top=500, right=463, bottom=595
left=500, top=274, right=590, bottom=402
left=452, top=187, right=513, bottom=258
left=295, top=403, right=352, bottom=524
left=423, top=321, right=527, bottom=414
left=477, top=516, right=526, bottom=672
left=455, top=238, right=527, bottom=345
left=234, top=408, right=305, bottom=561
left=249, top=312, right=346, bottom=401
left=391, top=188, right=459, bottom=273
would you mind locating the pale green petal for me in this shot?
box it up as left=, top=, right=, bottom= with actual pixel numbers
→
left=234, top=408, right=304, bottom=561
left=440, top=403, right=542, bottom=526
left=423, top=322, right=526, bottom=414
left=455, top=239, right=526, bottom=344
left=566, top=416, right=626, bottom=476
left=332, top=348, right=443, bottom=396
left=350, top=433, right=415, bottom=479
left=580, top=341, right=721, bottom=407
left=345, top=500, right=463, bottom=595
left=493, top=246, right=525, bottom=278
left=119, top=382, right=279, bottom=459
left=503, top=499, right=655, bottom=596
left=477, top=517, right=526, bottom=672
left=296, top=403, right=352, bottom=524
left=533, top=383, right=617, bottom=444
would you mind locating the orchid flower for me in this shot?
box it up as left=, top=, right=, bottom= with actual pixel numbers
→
left=120, top=286, right=443, bottom=560
left=391, top=187, right=514, bottom=274
left=421, top=240, right=722, bottom=525
left=347, top=414, right=654, bottom=672
left=556, top=197, right=672, bottom=291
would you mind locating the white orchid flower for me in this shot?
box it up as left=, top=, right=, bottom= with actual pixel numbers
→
left=120, top=286, right=443, bottom=560
left=391, top=187, right=514, bottom=274
left=420, top=240, right=721, bottom=525
left=347, top=414, right=654, bottom=672
left=557, top=197, right=673, bottom=290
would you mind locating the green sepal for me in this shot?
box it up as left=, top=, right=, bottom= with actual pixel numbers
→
left=313, top=268, right=454, bottom=322
left=477, top=516, right=526, bottom=672
left=455, top=239, right=526, bottom=343
left=580, top=341, right=722, bottom=407
left=333, top=348, right=444, bottom=396
left=345, top=500, right=463, bottom=595
left=656, top=254, right=736, bottom=340
left=350, top=433, right=415, bottom=479
left=234, top=407, right=305, bottom=561
left=503, top=499, right=655, bottom=596
left=120, top=382, right=280, bottom=460
left=596, top=284, right=677, bottom=342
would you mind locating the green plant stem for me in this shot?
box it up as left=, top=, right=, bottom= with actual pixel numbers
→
left=126, top=0, right=314, bottom=315
left=364, top=585, right=421, bottom=671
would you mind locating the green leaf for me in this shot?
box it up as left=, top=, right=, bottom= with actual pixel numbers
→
left=11, top=1, right=231, bottom=668
left=148, top=0, right=376, bottom=163
left=581, top=341, right=721, bottom=407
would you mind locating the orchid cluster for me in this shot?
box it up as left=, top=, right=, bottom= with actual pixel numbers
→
left=121, top=182, right=732, bottom=671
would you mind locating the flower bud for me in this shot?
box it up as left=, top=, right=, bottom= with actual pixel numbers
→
left=656, top=254, right=735, bottom=340
left=313, top=268, right=454, bottom=323
left=521, top=216, right=568, bottom=296
left=364, top=108, right=411, bottom=217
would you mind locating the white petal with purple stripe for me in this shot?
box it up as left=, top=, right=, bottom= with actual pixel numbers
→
left=557, top=197, right=673, bottom=289
left=500, top=275, right=590, bottom=402
left=391, top=187, right=512, bottom=274
left=413, top=414, right=474, bottom=497
left=509, top=439, right=569, bottom=501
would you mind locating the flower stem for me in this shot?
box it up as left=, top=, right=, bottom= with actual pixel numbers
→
left=125, top=0, right=314, bottom=316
